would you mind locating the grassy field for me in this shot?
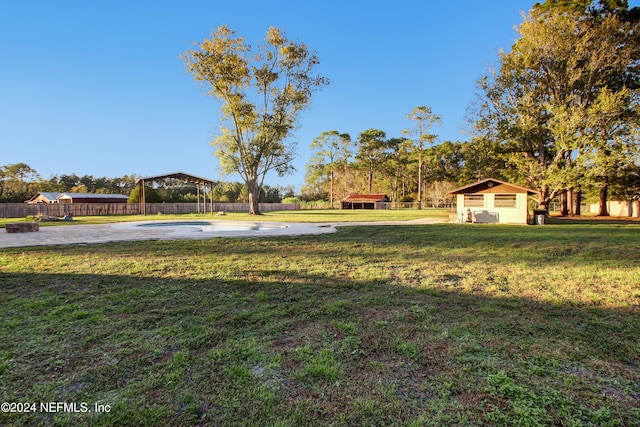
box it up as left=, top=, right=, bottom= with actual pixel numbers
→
left=1, top=220, right=639, bottom=426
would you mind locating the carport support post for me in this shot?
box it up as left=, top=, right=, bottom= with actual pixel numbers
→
left=139, top=179, right=146, bottom=216
left=196, top=184, right=200, bottom=213
left=202, top=184, right=207, bottom=215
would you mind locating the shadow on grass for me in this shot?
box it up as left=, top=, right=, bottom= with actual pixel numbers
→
left=546, top=215, right=640, bottom=225
left=1, top=222, right=639, bottom=425
left=1, top=265, right=639, bottom=426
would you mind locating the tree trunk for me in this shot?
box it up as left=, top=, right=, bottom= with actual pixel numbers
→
left=567, top=188, right=574, bottom=216
left=597, top=184, right=609, bottom=216
left=537, top=185, right=549, bottom=211
left=329, top=169, right=334, bottom=209
left=417, top=158, right=423, bottom=210
left=560, top=190, right=568, bottom=216
left=344, top=163, right=349, bottom=198
left=248, top=180, right=261, bottom=215
left=574, top=190, right=582, bottom=216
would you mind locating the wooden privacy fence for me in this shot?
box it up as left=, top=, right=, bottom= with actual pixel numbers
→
left=1, top=203, right=138, bottom=218
left=0, top=203, right=300, bottom=218
left=142, top=203, right=300, bottom=215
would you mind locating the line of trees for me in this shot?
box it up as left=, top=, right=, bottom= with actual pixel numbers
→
left=0, top=163, right=294, bottom=204
left=0, top=163, right=138, bottom=203
left=303, top=119, right=506, bottom=208
left=304, top=1, right=640, bottom=214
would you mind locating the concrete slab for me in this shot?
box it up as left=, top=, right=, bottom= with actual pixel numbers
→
left=0, top=220, right=337, bottom=248
left=0, top=217, right=449, bottom=249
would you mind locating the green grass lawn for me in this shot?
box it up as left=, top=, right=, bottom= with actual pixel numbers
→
left=1, top=222, right=639, bottom=426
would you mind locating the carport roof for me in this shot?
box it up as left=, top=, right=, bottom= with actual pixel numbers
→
left=136, top=171, right=217, bottom=186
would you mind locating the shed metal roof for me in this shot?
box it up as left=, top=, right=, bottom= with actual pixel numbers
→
left=343, top=194, right=390, bottom=202
left=57, top=193, right=129, bottom=200
left=25, top=192, right=63, bottom=202
left=447, top=178, right=535, bottom=195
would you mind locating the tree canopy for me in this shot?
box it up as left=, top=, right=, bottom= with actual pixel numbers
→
left=182, top=25, right=328, bottom=214
left=402, top=106, right=442, bottom=208
left=469, top=0, right=640, bottom=212
left=307, top=131, right=352, bottom=208
left=301, top=4, right=639, bottom=213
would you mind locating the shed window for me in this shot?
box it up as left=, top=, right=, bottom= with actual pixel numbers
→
left=494, top=194, right=517, bottom=208
left=464, top=195, right=484, bottom=207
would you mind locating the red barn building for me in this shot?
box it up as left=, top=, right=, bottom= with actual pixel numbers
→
left=341, top=194, right=390, bottom=210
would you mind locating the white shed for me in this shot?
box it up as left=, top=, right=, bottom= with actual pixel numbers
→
left=448, top=178, right=535, bottom=224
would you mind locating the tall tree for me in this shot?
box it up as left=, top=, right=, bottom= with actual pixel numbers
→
left=0, top=163, right=41, bottom=202
left=581, top=88, right=640, bottom=215
left=308, top=131, right=352, bottom=208
left=457, top=138, right=507, bottom=184
left=302, top=161, right=329, bottom=202
left=390, top=138, right=413, bottom=202
left=424, top=141, right=464, bottom=183
left=378, top=137, right=407, bottom=202
left=182, top=25, right=328, bottom=214
left=402, top=106, right=441, bottom=209
left=470, top=3, right=639, bottom=210
left=533, top=0, right=632, bottom=15
left=355, top=129, right=388, bottom=194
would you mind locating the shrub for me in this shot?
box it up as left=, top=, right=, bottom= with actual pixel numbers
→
left=281, top=196, right=302, bottom=204
left=127, top=186, right=162, bottom=203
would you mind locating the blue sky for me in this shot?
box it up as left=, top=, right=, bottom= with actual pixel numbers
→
left=3, top=1, right=634, bottom=191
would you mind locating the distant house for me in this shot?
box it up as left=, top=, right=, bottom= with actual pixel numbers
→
left=341, top=194, right=390, bottom=210
left=56, top=193, right=129, bottom=204
left=25, top=192, right=129, bottom=204
left=25, top=192, right=63, bottom=203
left=448, top=178, right=535, bottom=224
